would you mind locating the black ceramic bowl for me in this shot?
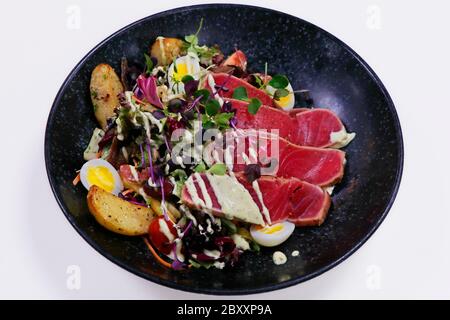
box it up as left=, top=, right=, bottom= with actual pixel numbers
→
left=45, top=4, right=403, bottom=295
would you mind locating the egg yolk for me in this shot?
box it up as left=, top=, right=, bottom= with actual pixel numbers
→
left=173, top=62, right=188, bottom=82
left=86, top=166, right=115, bottom=192
left=256, top=224, right=284, bottom=234
left=276, top=92, right=292, bottom=108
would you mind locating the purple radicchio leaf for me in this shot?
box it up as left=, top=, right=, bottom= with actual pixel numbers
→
left=136, top=75, right=163, bottom=109
left=214, top=236, right=236, bottom=256
left=184, top=80, right=199, bottom=97
left=152, top=110, right=166, bottom=120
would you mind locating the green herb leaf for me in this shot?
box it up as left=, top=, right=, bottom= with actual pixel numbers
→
left=194, top=162, right=206, bottom=173
left=253, top=75, right=264, bottom=89
left=195, top=18, right=204, bottom=37
left=250, top=241, right=260, bottom=252
left=269, top=74, right=289, bottom=89
left=214, top=112, right=234, bottom=127
left=188, top=259, right=202, bottom=268
left=184, top=18, right=204, bottom=47
left=273, top=88, right=290, bottom=100
left=232, top=86, right=248, bottom=101
left=170, top=169, right=187, bottom=180
left=188, top=259, right=213, bottom=269
left=207, top=163, right=227, bottom=175
left=202, top=120, right=215, bottom=129
left=221, top=218, right=237, bottom=234
left=184, top=34, right=198, bottom=46
left=205, top=99, right=221, bottom=116
left=144, top=53, right=154, bottom=75
left=173, top=58, right=178, bottom=73
left=181, top=75, right=194, bottom=84
left=248, top=98, right=262, bottom=115
left=194, top=89, right=210, bottom=103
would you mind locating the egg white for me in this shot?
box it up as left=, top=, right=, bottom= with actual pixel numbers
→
left=266, top=82, right=295, bottom=110
left=80, top=159, right=123, bottom=195
left=168, top=54, right=201, bottom=95
left=250, top=221, right=295, bottom=247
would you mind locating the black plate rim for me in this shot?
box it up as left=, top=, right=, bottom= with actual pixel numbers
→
left=44, top=3, right=404, bottom=295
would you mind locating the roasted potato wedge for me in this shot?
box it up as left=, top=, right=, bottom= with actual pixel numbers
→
left=90, top=64, right=124, bottom=129
left=87, top=185, right=154, bottom=236
left=150, top=37, right=184, bottom=66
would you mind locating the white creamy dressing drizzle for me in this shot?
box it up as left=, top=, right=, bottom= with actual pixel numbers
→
left=206, top=219, right=214, bottom=234
left=152, top=66, right=165, bottom=76
left=174, top=238, right=185, bottom=262
left=116, top=117, right=124, bottom=141
left=124, top=91, right=164, bottom=140
left=83, top=128, right=105, bottom=160
left=160, top=200, right=168, bottom=219
left=121, top=147, right=129, bottom=161
left=212, top=150, right=222, bottom=163
left=175, top=156, right=186, bottom=168
left=203, top=249, right=221, bottom=259
left=204, top=174, right=264, bottom=225
left=144, top=112, right=163, bottom=132
left=252, top=181, right=271, bottom=225
left=181, top=205, right=197, bottom=226
left=185, top=175, right=206, bottom=207
left=214, top=217, right=222, bottom=229
left=207, top=73, right=224, bottom=107
left=272, top=251, right=287, bottom=265
left=147, top=178, right=158, bottom=188
left=158, top=218, right=175, bottom=242
left=194, top=173, right=212, bottom=208
left=128, top=165, right=140, bottom=182
left=325, top=186, right=335, bottom=195
left=174, top=219, right=185, bottom=238
left=138, top=187, right=149, bottom=201
left=241, top=152, right=271, bottom=225
left=330, top=127, right=356, bottom=149
left=224, top=146, right=235, bottom=174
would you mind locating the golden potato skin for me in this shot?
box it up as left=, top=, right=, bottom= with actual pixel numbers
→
left=90, top=64, right=124, bottom=129
left=150, top=37, right=184, bottom=66
left=87, top=185, right=154, bottom=236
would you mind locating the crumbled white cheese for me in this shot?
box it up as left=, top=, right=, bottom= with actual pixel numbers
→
left=213, top=261, right=225, bottom=269
left=330, top=128, right=356, bottom=148
left=273, top=251, right=287, bottom=265
left=231, top=234, right=250, bottom=251
left=291, top=250, right=300, bottom=257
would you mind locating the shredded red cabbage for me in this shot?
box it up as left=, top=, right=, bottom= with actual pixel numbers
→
left=171, top=242, right=187, bottom=270
left=185, top=94, right=204, bottom=112
left=146, top=141, right=155, bottom=183
left=159, top=176, right=170, bottom=221
left=181, top=220, right=193, bottom=238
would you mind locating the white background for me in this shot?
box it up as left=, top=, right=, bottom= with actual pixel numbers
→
left=0, top=0, right=448, bottom=299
